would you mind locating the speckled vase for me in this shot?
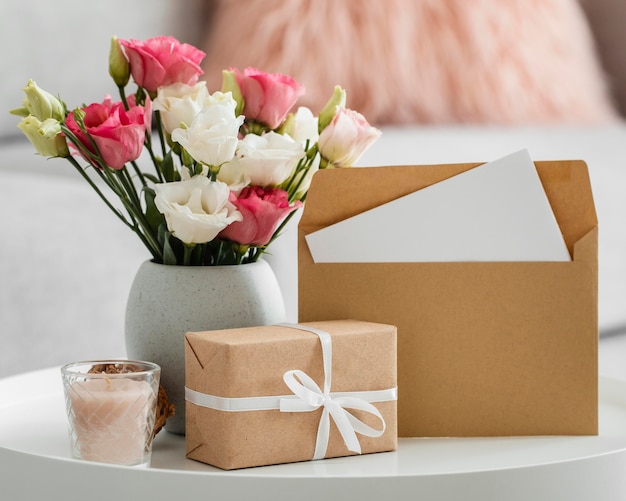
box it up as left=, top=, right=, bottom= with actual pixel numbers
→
left=125, top=259, right=286, bottom=435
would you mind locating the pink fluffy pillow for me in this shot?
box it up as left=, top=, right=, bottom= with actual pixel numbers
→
left=201, top=0, right=617, bottom=125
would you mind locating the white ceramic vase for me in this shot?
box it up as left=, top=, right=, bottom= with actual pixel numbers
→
left=125, top=259, right=286, bottom=434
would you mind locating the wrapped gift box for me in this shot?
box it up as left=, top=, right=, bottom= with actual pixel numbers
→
left=184, top=320, right=397, bottom=470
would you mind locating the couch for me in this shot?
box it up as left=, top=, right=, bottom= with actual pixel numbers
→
left=1, top=0, right=625, bottom=379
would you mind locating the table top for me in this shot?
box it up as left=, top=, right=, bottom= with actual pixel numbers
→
left=2, top=368, right=626, bottom=500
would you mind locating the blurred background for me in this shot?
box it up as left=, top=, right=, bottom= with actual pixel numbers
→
left=2, top=0, right=625, bottom=137
left=1, top=0, right=625, bottom=378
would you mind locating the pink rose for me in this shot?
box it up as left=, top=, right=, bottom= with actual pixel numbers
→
left=119, top=36, right=205, bottom=93
left=234, top=67, right=305, bottom=129
left=65, top=96, right=150, bottom=170
left=220, top=187, right=302, bottom=246
left=318, top=108, right=381, bottom=167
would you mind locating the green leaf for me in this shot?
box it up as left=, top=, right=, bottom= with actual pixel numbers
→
left=161, top=150, right=179, bottom=183
left=143, top=187, right=165, bottom=233
left=135, top=87, right=147, bottom=107
left=143, top=173, right=160, bottom=184
left=191, top=244, right=203, bottom=266
left=156, top=224, right=177, bottom=265
left=162, top=231, right=179, bottom=266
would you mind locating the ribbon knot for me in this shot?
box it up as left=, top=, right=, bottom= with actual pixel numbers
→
left=278, top=324, right=387, bottom=460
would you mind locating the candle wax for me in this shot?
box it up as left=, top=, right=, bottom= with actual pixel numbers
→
left=68, top=377, right=155, bottom=465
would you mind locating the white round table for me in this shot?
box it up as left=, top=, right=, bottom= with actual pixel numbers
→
left=2, top=368, right=626, bottom=500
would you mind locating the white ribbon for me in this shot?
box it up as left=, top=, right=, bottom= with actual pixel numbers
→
left=185, top=386, right=397, bottom=412
left=277, top=323, right=388, bottom=460
left=185, top=323, right=396, bottom=461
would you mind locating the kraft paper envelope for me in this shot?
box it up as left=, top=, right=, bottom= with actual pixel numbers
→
left=305, top=150, right=571, bottom=263
left=298, top=158, right=598, bottom=438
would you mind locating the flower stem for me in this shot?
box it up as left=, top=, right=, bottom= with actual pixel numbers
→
left=114, top=167, right=163, bottom=259
left=118, top=85, right=129, bottom=110
left=130, top=159, right=148, bottom=188
left=154, top=111, right=167, bottom=158
left=65, top=155, right=131, bottom=229
left=143, top=138, right=165, bottom=183
left=183, top=244, right=194, bottom=266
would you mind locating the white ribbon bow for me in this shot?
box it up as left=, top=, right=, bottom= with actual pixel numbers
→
left=278, top=323, right=387, bottom=460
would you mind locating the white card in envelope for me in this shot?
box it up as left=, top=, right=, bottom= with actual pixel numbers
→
left=305, top=149, right=571, bottom=263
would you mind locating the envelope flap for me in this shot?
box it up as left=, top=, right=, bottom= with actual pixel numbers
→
left=573, top=226, right=598, bottom=263
left=300, top=160, right=597, bottom=254
left=534, top=160, right=598, bottom=253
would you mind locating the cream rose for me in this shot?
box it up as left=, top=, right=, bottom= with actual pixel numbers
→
left=171, top=94, right=244, bottom=167
left=153, top=82, right=213, bottom=133
left=154, top=175, right=242, bottom=244
left=282, top=106, right=319, bottom=146
left=235, top=131, right=305, bottom=187
left=216, top=157, right=250, bottom=193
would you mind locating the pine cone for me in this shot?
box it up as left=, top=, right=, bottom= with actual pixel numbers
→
left=153, top=384, right=176, bottom=437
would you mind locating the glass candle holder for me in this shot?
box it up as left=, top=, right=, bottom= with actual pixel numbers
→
left=61, top=360, right=161, bottom=467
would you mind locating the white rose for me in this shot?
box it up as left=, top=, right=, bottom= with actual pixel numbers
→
left=236, top=131, right=305, bottom=187
left=216, top=157, right=250, bottom=193
left=154, top=175, right=242, bottom=244
left=171, top=97, right=244, bottom=167
left=205, top=91, right=239, bottom=109
left=283, top=106, right=319, bottom=146
left=153, top=82, right=212, bottom=133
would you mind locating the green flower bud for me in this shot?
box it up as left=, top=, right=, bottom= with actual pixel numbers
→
left=279, top=112, right=295, bottom=137
left=11, top=80, right=65, bottom=121
left=108, top=36, right=130, bottom=87
left=221, top=69, right=244, bottom=116
left=318, top=85, right=346, bottom=133
left=17, top=116, right=69, bottom=157
left=72, top=107, right=86, bottom=125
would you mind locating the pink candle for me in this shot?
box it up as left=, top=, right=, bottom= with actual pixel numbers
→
left=61, top=360, right=160, bottom=466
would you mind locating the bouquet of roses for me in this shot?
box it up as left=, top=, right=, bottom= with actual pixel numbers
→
left=10, top=36, right=381, bottom=265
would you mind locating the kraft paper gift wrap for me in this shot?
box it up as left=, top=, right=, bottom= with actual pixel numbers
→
left=298, top=158, right=598, bottom=438
left=184, top=320, right=397, bottom=470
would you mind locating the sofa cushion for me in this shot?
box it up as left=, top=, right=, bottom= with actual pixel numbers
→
left=200, top=0, right=618, bottom=125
